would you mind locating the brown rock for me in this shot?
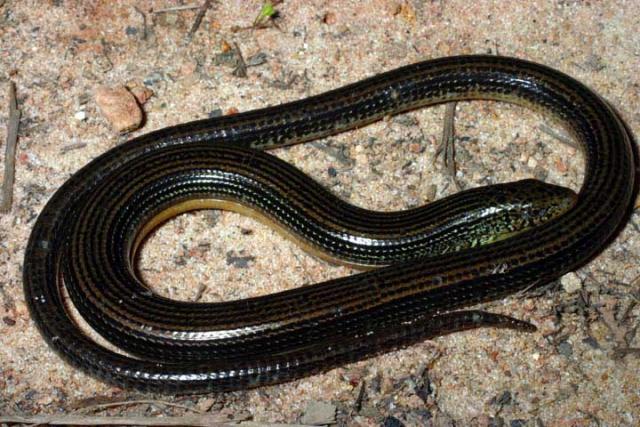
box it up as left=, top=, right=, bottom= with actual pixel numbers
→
left=323, top=11, right=337, bottom=25
left=128, top=85, right=154, bottom=105
left=554, top=157, right=568, bottom=173
left=95, top=86, right=143, bottom=133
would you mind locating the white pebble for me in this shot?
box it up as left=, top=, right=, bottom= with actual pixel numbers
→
left=561, top=272, right=582, bottom=294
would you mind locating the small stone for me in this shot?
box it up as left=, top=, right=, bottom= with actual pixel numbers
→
left=225, top=251, right=255, bottom=268
left=557, top=340, right=573, bottom=357
left=527, top=157, right=538, bottom=168
left=300, top=401, right=336, bottom=425
left=220, top=39, right=233, bottom=53
left=196, top=397, right=216, bottom=412
left=78, top=93, right=92, bottom=105
left=246, top=52, right=268, bottom=67
left=36, top=393, right=53, bottom=405
left=143, top=71, right=165, bottom=87
left=583, top=336, right=600, bottom=349
left=328, top=166, right=337, bottom=177
left=554, top=157, right=568, bottom=173
left=493, top=390, right=513, bottom=406
left=323, top=11, right=337, bottom=25
left=560, top=272, right=582, bottom=294
left=408, top=142, right=424, bottom=153
left=74, top=110, right=87, bottom=121
left=383, top=416, right=405, bottom=427
left=128, top=85, right=154, bottom=105
left=208, top=108, right=223, bottom=118
left=95, top=86, right=143, bottom=133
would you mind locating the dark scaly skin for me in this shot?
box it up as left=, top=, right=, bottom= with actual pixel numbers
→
left=23, top=55, right=636, bottom=393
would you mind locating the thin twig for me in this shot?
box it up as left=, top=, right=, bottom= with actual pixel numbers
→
left=539, top=123, right=579, bottom=149
left=194, top=282, right=207, bottom=301
left=0, top=415, right=229, bottom=426
left=0, top=415, right=314, bottom=427
left=153, top=4, right=201, bottom=14
left=60, top=142, right=87, bottom=154
left=132, top=6, right=148, bottom=40
left=75, top=399, right=204, bottom=415
left=232, top=42, right=248, bottom=78
left=1, top=81, right=20, bottom=213
left=186, top=0, right=213, bottom=42
left=434, top=102, right=461, bottom=190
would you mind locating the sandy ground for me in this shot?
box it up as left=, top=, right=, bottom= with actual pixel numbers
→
left=1, top=1, right=639, bottom=426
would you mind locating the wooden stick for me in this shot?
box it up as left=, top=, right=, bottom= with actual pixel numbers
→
left=76, top=399, right=204, bottom=415
left=0, top=415, right=230, bottom=426
left=0, top=415, right=312, bottom=427
left=186, top=0, right=213, bottom=41
left=153, top=4, right=201, bottom=14
left=1, top=81, right=20, bottom=213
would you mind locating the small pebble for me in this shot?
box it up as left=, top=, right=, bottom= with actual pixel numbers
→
left=95, top=86, right=143, bottom=133
left=74, top=110, right=87, bottom=121
left=560, top=272, right=582, bottom=294
left=555, top=157, right=568, bottom=173
left=557, top=340, right=573, bottom=357
left=583, top=336, right=600, bottom=349
left=323, top=11, right=337, bottom=25
left=208, top=108, right=223, bottom=118
left=527, top=157, right=538, bottom=168
left=246, top=52, right=268, bottom=67
left=493, top=390, right=513, bottom=406
left=408, top=142, right=424, bottom=153
left=382, top=416, right=405, bottom=427
left=143, top=71, right=165, bottom=87
left=196, top=397, right=216, bottom=412
left=300, top=401, right=336, bottom=425
left=220, top=39, right=233, bottom=53
left=129, top=85, right=154, bottom=105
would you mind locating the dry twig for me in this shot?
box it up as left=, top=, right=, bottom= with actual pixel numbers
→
left=232, top=42, right=248, bottom=78
left=0, top=414, right=229, bottom=426
left=539, top=122, right=579, bottom=149
left=60, top=142, right=87, bottom=154
left=153, top=4, right=201, bottom=14
left=0, top=415, right=313, bottom=427
left=1, top=81, right=20, bottom=213
left=132, top=6, right=148, bottom=40
left=434, top=102, right=462, bottom=190
left=75, top=398, right=204, bottom=415
left=186, top=0, right=213, bottom=42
